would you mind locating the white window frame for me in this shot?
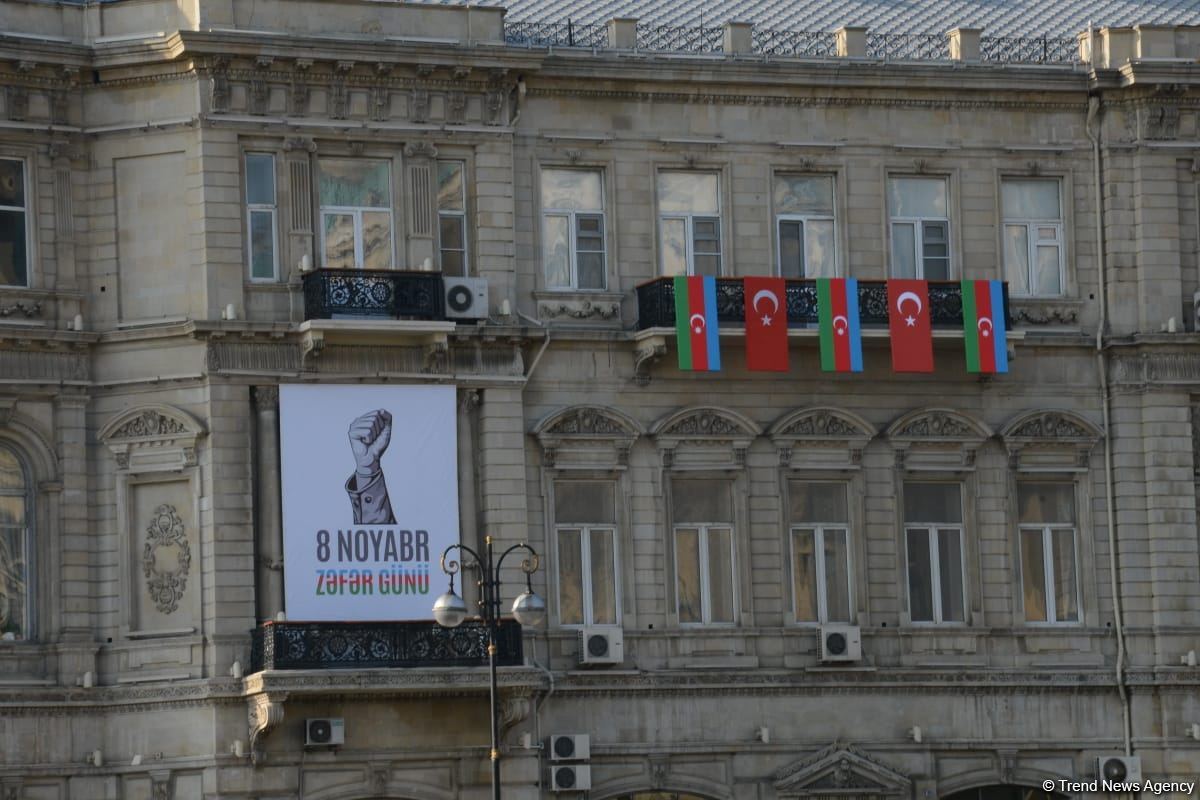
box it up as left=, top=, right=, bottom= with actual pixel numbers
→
left=657, top=172, right=722, bottom=277
left=776, top=213, right=837, bottom=279
left=1002, top=179, right=1064, bottom=298
left=0, top=156, right=30, bottom=289
left=673, top=522, right=736, bottom=626
left=789, top=524, right=852, bottom=624
left=555, top=524, right=620, bottom=627
left=437, top=160, right=468, bottom=276
left=245, top=153, right=278, bottom=282
left=541, top=168, right=607, bottom=291
left=905, top=523, right=967, bottom=625
left=888, top=176, right=951, bottom=280
left=1019, top=523, right=1081, bottom=625
left=317, top=159, right=394, bottom=270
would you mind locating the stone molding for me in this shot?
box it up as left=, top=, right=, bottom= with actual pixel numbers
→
left=533, top=405, right=642, bottom=469
left=142, top=504, right=192, bottom=615
left=1110, top=352, right=1200, bottom=386
left=774, top=742, right=912, bottom=797
left=98, top=405, right=206, bottom=472
left=886, top=407, right=992, bottom=471
left=651, top=406, right=761, bottom=468
left=1010, top=301, right=1081, bottom=326
left=1000, top=410, right=1100, bottom=472
left=534, top=291, right=624, bottom=322
left=769, top=407, right=876, bottom=469
left=248, top=692, right=288, bottom=766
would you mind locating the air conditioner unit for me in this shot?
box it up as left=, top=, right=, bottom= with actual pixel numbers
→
left=578, top=627, right=624, bottom=666
left=551, top=764, right=592, bottom=792
left=1097, top=755, right=1142, bottom=785
left=305, top=718, right=345, bottom=747
left=444, top=276, right=488, bottom=320
left=549, top=734, right=590, bottom=762
left=819, top=624, right=862, bottom=662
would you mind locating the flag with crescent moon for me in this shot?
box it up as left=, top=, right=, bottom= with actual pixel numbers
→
left=887, top=279, right=934, bottom=373
left=961, top=279, right=1008, bottom=374
left=744, top=276, right=789, bottom=372
left=817, top=278, right=863, bottom=373
left=674, top=275, right=721, bottom=371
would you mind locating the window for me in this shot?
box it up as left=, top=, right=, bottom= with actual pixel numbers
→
left=437, top=161, right=467, bottom=276
left=0, top=444, right=30, bottom=641
left=1018, top=482, right=1079, bottom=623
left=0, top=159, right=28, bottom=287
left=789, top=481, right=851, bottom=623
left=775, top=175, right=836, bottom=278
left=658, top=172, right=721, bottom=276
left=1003, top=179, right=1063, bottom=296
left=245, top=154, right=277, bottom=281
left=541, top=168, right=606, bottom=290
left=889, top=177, right=950, bottom=279
left=904, top=482, right=965, bottom=623
left=554, top=481, right=618, bottom=626
left=318, top=159, right=393, bottom=269
left=672, top=478, right=735, bottom=624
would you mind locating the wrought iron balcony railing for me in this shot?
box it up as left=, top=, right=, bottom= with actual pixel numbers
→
left=250, top=619, right=524, bottom=672
left=635, top=278, right=1009, bottom=331
left=301, top=268, right=444, bottom=321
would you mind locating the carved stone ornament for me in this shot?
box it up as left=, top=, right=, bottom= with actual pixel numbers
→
left=112, top=410, right=188, bottom=438
left=150, top=772, right=171, bottom=800
left=658, top=410, right=751, bottom=438
left=890, top=409, right=986, bottom=440
left=404, top=141, right=437, bottom=159
left=537, top=298, right=620, bottom=320
left=142, top=504, right=191, bottom=614
left=248, top=693, right=288, bottom=766
left=411, top=88, right=430, bottom=123
left=5, top=86, right=29, bottom=122
left=1006, top=411, right=1094, bottom=440
left=770, top=408, right=875, bottom=469
left=775, top=409, right=869, bottom=438
left=484, top=89, right=505, bottom=125
left=534, top=405, right=642, bottom=469
left=209, top=57, right=231, bottom=113
left=774, top=742, right=912, bottom=798
left=371, top=86, right=390, bottom=122
left=446, top=90, right=466, bottom=124
left=1011, top=303, right=1079, bottom=325
left=0, top=300, right=42, bottom=318
left=99, top=405, right=206, bottom=472
left=886, top=408, right=990, bottom=471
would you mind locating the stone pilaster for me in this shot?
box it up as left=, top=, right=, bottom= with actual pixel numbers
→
left=253, top=386, right=284, bottom=622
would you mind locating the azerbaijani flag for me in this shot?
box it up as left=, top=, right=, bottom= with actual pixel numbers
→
left=674, top=276, right=721, bottom=371
left=961, top=279, right=1008, bottom=374
left=817, top=278, right=863, bottom=373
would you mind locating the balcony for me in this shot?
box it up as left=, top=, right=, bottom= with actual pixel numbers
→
left=249, top=619, right=524, bottom=672
left=302, top=268, right=445, bottom=321
left=635, top=278, right=1009, bottom=330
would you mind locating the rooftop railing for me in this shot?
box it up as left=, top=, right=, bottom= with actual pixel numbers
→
left=503, top=20, right=1083, bottom=65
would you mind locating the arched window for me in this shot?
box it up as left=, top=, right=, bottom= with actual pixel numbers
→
left=0, top=443, right=31, bottom=641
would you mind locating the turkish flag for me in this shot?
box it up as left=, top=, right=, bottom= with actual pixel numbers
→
left=887, top=280, right=934, bottom=373
left=744, top=277, right=789, bottom=372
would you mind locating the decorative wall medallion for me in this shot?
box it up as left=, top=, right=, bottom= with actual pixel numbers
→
left=142, top=504, right=191, bottom=614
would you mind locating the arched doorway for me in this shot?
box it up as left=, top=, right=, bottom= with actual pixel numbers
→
left=611, top=794, right=713, bottom=800
left=945, top=786, right=1067, bottom=800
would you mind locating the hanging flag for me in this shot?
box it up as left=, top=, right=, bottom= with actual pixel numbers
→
left=887, top=279, right=934, bottom=373
left=744, top=276, right=789, bottom=372
left=817, top=278, right=863, bottom=373
left=674, top=275, right=721, bottom=371
left=962, top=279, right=1009, bottom=374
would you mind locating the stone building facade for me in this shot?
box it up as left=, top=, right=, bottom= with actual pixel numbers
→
left=0, top=0, right=1198, bottom=798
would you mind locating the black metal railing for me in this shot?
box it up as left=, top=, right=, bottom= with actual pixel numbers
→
left=752, top=28, right=837, bottom=57
left=635, top=278, right=1009, bottom=330
left=636, top=24, right=725, bottom=53
left=250, top=619, right=524, bottom=671
left=302, top=269, right=444, bottom=321
left=866, top=32, right=951, bottom=60
left=979, top=35, right=1079, bottom=64
left=504, top=19, right=608, bottom=48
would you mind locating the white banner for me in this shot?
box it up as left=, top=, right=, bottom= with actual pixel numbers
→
left=279, top=384, right=459, bottom=621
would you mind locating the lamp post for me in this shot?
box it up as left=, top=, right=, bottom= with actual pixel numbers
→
left=433, top=535, right=545, bottom=800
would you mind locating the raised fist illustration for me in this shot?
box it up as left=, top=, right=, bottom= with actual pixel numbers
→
left=348, top=409, right=393, bottom=477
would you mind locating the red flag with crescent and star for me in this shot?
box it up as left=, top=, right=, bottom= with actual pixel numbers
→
left=887, top=279, right=934, bottom=373
left=744, top=276, right=789, bottom=372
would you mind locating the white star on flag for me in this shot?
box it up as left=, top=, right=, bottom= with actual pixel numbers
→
left=761, top=315, right=772, bottom=326
left=905, top=316, right=916, bottom=327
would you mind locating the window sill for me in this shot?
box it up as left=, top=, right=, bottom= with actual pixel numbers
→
left=534, top=290, right=623, bottom=324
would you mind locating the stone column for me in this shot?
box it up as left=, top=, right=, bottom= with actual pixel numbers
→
left=253, top=386, right=284, bottom=621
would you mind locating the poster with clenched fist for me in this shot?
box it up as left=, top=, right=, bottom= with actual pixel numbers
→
left=279, top=384, right=459, bottom=621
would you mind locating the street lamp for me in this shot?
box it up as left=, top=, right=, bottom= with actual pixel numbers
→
left=433, top=535, right=544, bottom=800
